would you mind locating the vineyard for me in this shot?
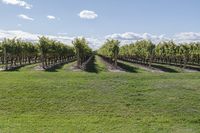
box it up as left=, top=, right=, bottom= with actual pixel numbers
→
left=0, top=37, right=93, bottom=71
left=0, top=37, right=200, bottom=72
left=0, top=37, right=200, bottom=132
left=1, top=37, right=200, bottom=72
left=98, top=39, right=200, bottom=72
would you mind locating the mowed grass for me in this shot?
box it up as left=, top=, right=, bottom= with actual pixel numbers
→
left=0, top=58, right=200, bottom=132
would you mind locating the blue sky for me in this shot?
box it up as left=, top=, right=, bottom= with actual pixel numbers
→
left=0, top=0, right=200, bottom=49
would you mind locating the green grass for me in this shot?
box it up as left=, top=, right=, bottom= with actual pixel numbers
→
left=0, top=57, right=200, bottom=133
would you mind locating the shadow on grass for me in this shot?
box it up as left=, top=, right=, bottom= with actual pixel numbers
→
left=45, top=59, right=76, bottom=72
left=117, top=62, right=139, bottom=73
left=85, top=56, right=99, bottom=73
left=120, top=58, right=179, bottom=73
left=186, top=65, right=200, bottom=71
left=151, top=64, right=179, bottom=73
left=45, top=63, right=65, bottom=72
left=154, top=62, right=200, bottom=71
left=3, top=64, right=32, bottom=72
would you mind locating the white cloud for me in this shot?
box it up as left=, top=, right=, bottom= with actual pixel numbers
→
left=0, top=29, right=102, bottom=49
left=17, top=24, right=22, bottom=27
left=86, top=37, right=103, bottom=50
left=78, top=10, right=98, bottom=19
left=47, top=15, right=56, bottom=20
left=0, top=29, right=74, bottom=44
left=18, top=14, right=34, bottom=21
left=106, top=32, right=168, bottom=45
left=57, top=32, right=68, bottom=35
left=174, top=32, right=200, bottom=43
left=0, top=29, right=39, bottom=42
left=1, top=30, right=200, bottom=50
left=1, top=0, right=32, bottom=9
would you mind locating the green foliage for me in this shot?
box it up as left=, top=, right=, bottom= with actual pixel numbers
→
left=38, top=36, right=75, bottom=58
left=119, top=40, right=200, bottom=66
left=38, top=36, right=75, bottom=68
left=98, top=39, right=120, bottom=67
left=119, top=40, right=155, bottom=67
left=155, top=41, right=200, bottom=67
left=72, top=37, right=92, bottom=67
left=119, top=40, right=155, bottom=59
left=98, top=39, right=120, bottom=58
left=0, top=42, right=3, bottom=56
left=0, top=37, right=75, bottom=69
left=0, top=38, right=38, bottom=68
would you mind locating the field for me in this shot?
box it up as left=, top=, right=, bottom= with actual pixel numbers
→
left=0, top=56, right=200, bottom=133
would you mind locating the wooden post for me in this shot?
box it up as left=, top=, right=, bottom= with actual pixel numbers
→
left=4, top=47, right=8, bottom=70
left=183, top=57, right=187, bottom=69
left=76, top=48, right=81, bottom=68
left=149, top=55, right=152, bottom=68
left=41, top=50, right=45, bottom=69
left=114, top=49, right=117, bottom=68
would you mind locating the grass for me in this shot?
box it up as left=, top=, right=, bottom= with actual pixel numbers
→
left=0, top=57, right=200, bottom=132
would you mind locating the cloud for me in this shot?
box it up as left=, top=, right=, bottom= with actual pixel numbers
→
left=17, top=24, right=22, bottom=27
left=1, top=0, right=32, bottom=9
left=0, top=29, right=39, bottom=42
left=78, top=10, right=98, bottom=19
left=0, top=29, right=73, bottom=44
left=47, top=15, right=56, bottom=20
left=86, top=37, right=103, bottom=50
left=106, top=32, right=168, bottom=45
left=1, top=30, right=200, bottom=50
left=0, top=29, right=102, bottom=49
left=174, top=32, right=200, bottom=43
left=57, top=32, right=68, bottom=35
left=18, top=14, right=34, bottom=21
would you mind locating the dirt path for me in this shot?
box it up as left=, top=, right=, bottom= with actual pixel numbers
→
left=98, top=56, right=125, bottom=72
left=183, top=69, right=199, bottom=73
left=152, top=62, right=200, bottom=73
left=119, top=59, right=164, bottom=73
left=131, top=63, right=164, bottom=73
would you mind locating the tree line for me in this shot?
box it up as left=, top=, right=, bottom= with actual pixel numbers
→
left=98, top=39, right=200, bottom=69
left=0, top=37, right=92, bottom=70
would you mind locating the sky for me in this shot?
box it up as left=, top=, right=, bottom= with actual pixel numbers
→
left=0, top=0, right=200, bottom=49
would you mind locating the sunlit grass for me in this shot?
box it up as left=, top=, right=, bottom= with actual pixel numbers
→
left=0, top=57, right=200, bottom=132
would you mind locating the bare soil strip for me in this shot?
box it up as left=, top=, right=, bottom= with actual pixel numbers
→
left=70, top=56, right=94, bottom=72
left=184, top=69, right=199, bottom=73
left=34, top=59, right=76, bottom=71
left=0, top=63, right=37, bottom=71
left=98, top=56, right=125, bottom=72
left=119, top=59, right=164, bottom=73
left=153, top=62, right=200, bottom=73
left=130, top=62, right=164, bottom=73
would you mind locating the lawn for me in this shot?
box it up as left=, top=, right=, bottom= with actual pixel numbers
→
left=0, top=57, right=200, bottom=133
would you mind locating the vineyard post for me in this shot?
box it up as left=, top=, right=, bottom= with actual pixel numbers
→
left=114, top=49, right=118, bottom=68
left=4, top=47, right=8, bottom=70
left=76, top=48, right=81, bottom=67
